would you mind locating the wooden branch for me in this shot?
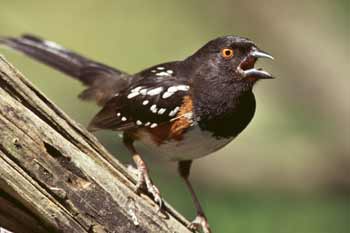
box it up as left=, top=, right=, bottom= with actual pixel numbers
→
left=0, top=56, right=191, bottom=233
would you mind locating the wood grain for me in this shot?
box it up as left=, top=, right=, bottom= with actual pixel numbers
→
left=0, top=56, right=191, bottom=233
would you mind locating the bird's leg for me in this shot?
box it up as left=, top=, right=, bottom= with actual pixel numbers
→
left=178, top=160, right=211, bottom=233
left=123, top=134, right=162, bottom=208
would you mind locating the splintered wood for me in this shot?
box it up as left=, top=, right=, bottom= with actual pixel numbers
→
left=0, top=56, right=191, bottom=233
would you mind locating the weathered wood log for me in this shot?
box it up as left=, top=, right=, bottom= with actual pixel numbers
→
left=0, top=56, right=191, bottom=233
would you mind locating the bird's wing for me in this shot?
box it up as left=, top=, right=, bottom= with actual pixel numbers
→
left=0, top=34, right=129, bottom=105
left=88, top=65, right=192, bottom=132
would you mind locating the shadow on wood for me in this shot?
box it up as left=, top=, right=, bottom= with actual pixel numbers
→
left=0, top=56, right=191, bottom=233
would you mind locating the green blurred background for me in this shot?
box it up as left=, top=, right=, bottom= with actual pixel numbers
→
left=0, top=0, right=349, bottom=232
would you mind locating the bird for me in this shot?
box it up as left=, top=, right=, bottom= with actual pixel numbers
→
left=0, top=34, right=274, bottom=233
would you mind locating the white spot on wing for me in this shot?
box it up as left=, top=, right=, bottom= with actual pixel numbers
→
left=117, top=112, right=121, bottom=117
left=162, top=85, right=190, bottom=99
left=166, top=70, right=173, bottom=74
left=162, top=91, right=173, bottom=99
left=121, top=117, right=127, bottom=121
left=136, top=120, right=142, bottom=125
left=139, top=89, right=148, bottom=95
left=176, top=85, right=190, bottom=91
left=157, top=67, right=165, bottom=70
left=158, top=108, right=166, bottom=115
left=150, top=104, right=158, bottom=113
left=127, top=92, right=140, bottom=99
left=155, top=72, right=171, bottom=77
left=147, top=87, right=163, bottom=96
left=44, top=40, right=64, bottom=50
left=131, top=86, right=142, bottom=92
left=169, top=106, right=180, bottom=117
left=142, top=100, right=149, bottom=105
left=145, top=122, right=151, bottom=126
left=167, top=86, right=178, bottom=93
left=150, top=123, right=158, bottom=128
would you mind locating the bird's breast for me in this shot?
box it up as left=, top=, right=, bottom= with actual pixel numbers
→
left=134, top=123, right=234, bottom=161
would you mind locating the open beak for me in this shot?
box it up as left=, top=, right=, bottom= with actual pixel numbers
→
left=251, top=49, right=274, bottom=60
left=239, top=48, right=274, bottom=79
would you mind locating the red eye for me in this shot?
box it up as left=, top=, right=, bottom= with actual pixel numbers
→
left=221, top=48, right=234, bottom=59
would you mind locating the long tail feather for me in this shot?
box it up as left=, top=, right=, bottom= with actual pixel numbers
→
left=0, top=34, right=129, bottom=105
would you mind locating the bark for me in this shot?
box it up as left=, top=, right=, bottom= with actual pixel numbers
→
left=0, top=56, right=191, bottom=233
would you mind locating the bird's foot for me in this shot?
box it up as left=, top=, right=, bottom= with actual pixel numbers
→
left=135, top=168, right=163, bottom=210
left=188, top=215, right=211, bottom=233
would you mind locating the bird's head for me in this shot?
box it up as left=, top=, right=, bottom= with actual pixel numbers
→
left=187, top=35, right=274, bottom=88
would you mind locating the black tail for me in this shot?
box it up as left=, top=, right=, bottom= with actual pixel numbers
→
left=0, top=34, right=129, bottom=105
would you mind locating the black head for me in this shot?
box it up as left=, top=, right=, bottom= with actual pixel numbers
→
left=186, top=35, right=274, bottom=87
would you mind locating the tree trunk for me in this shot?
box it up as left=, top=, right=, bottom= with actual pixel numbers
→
left=0, top=56, right=191, bottom=233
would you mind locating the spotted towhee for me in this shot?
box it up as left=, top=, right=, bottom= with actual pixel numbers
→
left=0, top=34, right=274, bottom=233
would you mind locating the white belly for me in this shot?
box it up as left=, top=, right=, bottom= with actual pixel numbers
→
left=136, top=124, right=233, bottom=161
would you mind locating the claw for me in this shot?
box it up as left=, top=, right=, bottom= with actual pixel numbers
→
left=144, top=177, right=163, bottom=210
left=123, top=142, right=163, bottom=211
left=188, top=215, right=211, bottom=233
left=134, top=167, right=163, bottom=210
left=148, top=184, right=163, bottom=211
